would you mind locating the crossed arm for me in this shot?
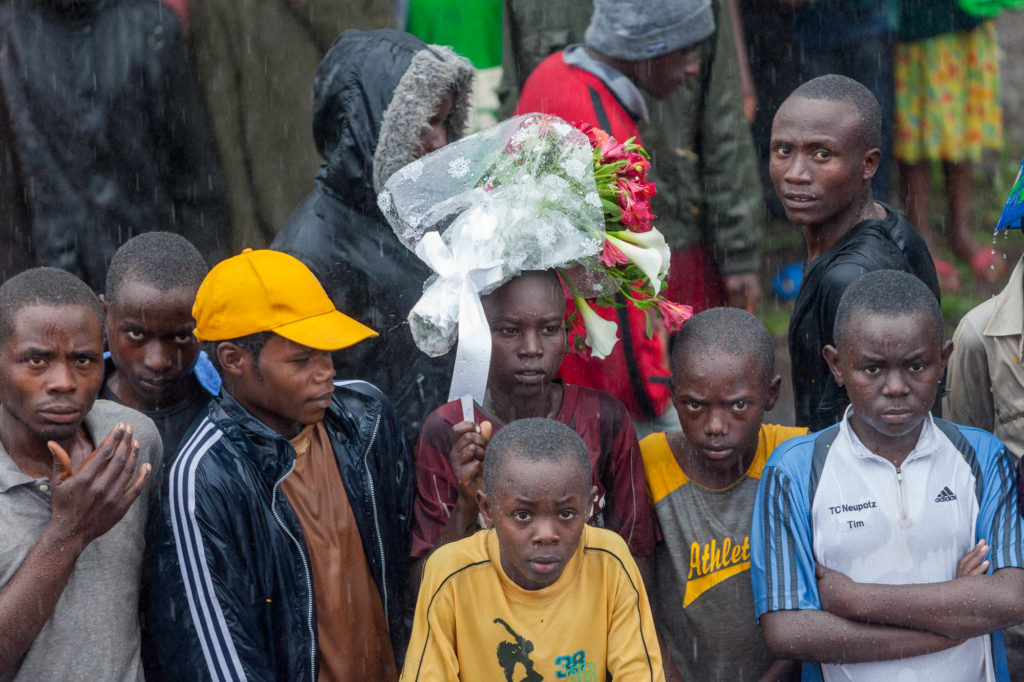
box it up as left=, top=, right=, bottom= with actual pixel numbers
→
left=760, top=541, right=1024, bottom=663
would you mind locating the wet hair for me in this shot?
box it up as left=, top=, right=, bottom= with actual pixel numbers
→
left=0, top=268, right=104, bottom=345
left=205, top=332, right=273, bottom=377
left=671, top=307, right=775, bottom=386
left=482, top=418, right=592, bottom=495
left=105, top=232, right=208, bottom=305
left=833, top=270, right=943, bottom=348
left=788, top=74, right=881, bottom=150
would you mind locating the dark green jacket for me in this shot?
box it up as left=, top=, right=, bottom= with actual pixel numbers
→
left=188, top=0, right=394, bottom=252
left=498, top=0, right=762, bottom=274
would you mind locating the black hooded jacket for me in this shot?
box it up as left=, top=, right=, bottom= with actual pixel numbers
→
left=271, top=29, right=473, bottom=448
left=0, top=0, right=225, bottom=287
left=142, top=381, right=412, bottom=682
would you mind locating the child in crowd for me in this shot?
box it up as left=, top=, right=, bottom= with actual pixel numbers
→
left=100, top=233, right=219, bottom=461
left=403, top=418, right=664, bottom=681
left=411, top=270, right=653, bottom=559
left=753, top=270, right=1024, bottom=680
left=640, top=307, right=804, bottom=681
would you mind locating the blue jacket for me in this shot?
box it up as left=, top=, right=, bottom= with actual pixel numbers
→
left=142, top=380, right=413, bottom=681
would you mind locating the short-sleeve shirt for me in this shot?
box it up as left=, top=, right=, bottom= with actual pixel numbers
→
left=751, top=413, right=1023, bottom=680
left=402, top=525, right=665, bottom=682
left=641, top=424, right=806, bottom=681
left=0, top=400, right=162, bottom=682
left=411, top=383, right=654, bottom=557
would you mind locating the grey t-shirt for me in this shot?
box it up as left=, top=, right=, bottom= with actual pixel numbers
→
left=641, top=425, right=804, bottom=680
left=0, top=399, right=162, bottom=682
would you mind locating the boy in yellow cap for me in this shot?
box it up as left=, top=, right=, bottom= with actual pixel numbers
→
left=143, top=249, right=413, bottom=682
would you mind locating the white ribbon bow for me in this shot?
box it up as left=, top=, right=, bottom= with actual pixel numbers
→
left=410, top=207, right=506, bottom=413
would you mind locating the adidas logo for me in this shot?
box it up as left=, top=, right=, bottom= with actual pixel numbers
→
left=935, top=486, right=958, bottom=503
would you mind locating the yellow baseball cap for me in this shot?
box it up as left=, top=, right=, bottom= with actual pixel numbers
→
left=192, top=249, right=378, bottom=351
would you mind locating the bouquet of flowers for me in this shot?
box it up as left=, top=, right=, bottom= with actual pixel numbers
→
left=377, top=114, right=690, bottom=405
left=563, top=123, right=692, bottom=358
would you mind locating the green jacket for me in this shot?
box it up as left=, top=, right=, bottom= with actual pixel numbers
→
left=498, top=0, right=762, bottom=274
left=188, top=0, right=394, bottom=252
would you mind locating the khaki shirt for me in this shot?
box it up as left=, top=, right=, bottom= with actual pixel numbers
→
left=946, top=256, right=1024, bottom=461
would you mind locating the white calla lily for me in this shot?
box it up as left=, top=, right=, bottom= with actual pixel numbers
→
left=605, top=233, right=665, bottom=289
left=609, top=228, right=671, bottom=279
left=574, top=297, right=619, bottom=359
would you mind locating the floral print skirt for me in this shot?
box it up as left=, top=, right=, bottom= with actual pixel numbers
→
left=895, top=21, right=1002, bottom=164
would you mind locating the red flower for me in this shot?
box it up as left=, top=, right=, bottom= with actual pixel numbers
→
left=601, top=239, right=630, bottom=266
left=621, top=200, right=656, bottom=232
left=657, top=299, right=693, bottom=333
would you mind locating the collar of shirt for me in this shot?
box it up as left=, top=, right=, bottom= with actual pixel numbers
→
left=562, top=45, right=649, bottom=123
left=984, top=255, right=1024, bottom=339
left=838, top=406, right=938, bottom=466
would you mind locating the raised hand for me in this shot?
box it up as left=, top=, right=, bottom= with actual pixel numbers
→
left=47, top=423, right=151, bottom=551
left=448, top=420, right=492, bottom=505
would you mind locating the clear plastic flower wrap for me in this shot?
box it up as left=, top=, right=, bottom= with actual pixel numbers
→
left=378, top=114, right=607, bottom=357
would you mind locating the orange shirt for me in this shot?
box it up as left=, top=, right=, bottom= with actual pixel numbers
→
left=284, top=423, right=397, bottom=681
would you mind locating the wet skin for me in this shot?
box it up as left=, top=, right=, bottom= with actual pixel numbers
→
left=218, top=333, right=335, bottom=439
left=479, top=456, right=597, bottom=591
left=0, top=305, right=104, bottom=475
left=103, top=281, right=200, bottom=412
left=669, top=350, right=780, bottom=490
left=823, top=311, right=952, bottom=465
left=769, top=96, right=882, bottom=258
left=481, top=272, right=567, bottom=422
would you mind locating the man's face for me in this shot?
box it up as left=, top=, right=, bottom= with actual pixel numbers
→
left=479, top=455, right=594, bottom=591
left=415, top=89, right=455, bottom=158
left=671, top=350, right=778, bottom=478
left=105, top=281, right=200, bottom=410
left=226, top=334, right=335, bottom=438
left=826, top=312, right=951, bottom=456
left=634, top=44, right=701, bottom=100
left=0, top=305, right=104, bottom=443
left=769, top=96, right=879, bottom=229
left=482, top=273, right=566, bottom=404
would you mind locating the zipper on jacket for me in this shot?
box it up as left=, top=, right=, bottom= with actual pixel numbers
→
left=271, top=461, right=317, bottom=682
left=895, top=465, right=911, bottom=527
left=361, top=409, right=387, bottom=619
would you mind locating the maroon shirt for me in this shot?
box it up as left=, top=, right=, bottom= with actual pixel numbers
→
left=411, top=382, right=655, bottom=558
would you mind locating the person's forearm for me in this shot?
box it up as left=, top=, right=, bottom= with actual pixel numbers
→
left=826, top=569, right=1024, bottom=639
left=0, top=522, right=83, bottom=674
left=436, top=496, right=479, bottom=548
left=760, top=610, right=961, bottom=663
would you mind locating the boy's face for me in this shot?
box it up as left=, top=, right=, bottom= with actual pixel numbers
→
left=105, top=280, right=200, bottom=410
left=482, top=273, right=566, bottom=403
left=824, top=311, right=952, bottom=455
left=0, top=305, right=103, bottom=443
left=634, top=44, right=702, bottom=100
left=220, top=334, right=335, bottom=439
left=671, top=349, right=779, bottom=477
left=769, top=96, right=879, bottom=229
left=479, top=454, right=596, bottom=591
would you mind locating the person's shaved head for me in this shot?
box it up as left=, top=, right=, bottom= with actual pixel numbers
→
left=0, top=268, right=104, bottom=346
left=671, top=307, right=775, bottom=387
left=787, top=75, right=881, bottom=151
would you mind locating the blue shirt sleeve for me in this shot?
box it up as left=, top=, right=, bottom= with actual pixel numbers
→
left=970, top=430, right=1024, bottom=571
left=751, top=438, right=822, bottom=619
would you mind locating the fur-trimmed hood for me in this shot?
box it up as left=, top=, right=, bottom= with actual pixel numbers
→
left=312, top=28, right=473, bottom=210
